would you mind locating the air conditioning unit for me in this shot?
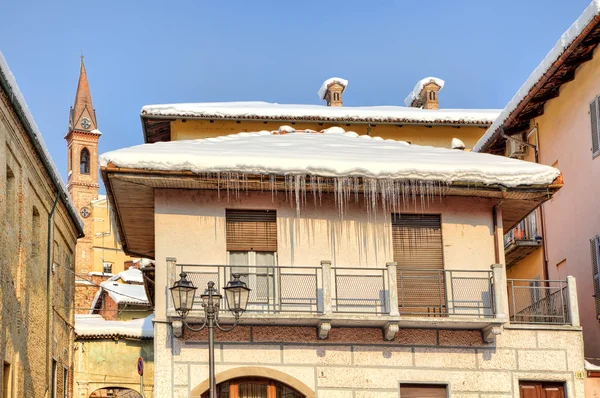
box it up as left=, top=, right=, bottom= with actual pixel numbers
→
left=505, top=138, right=528, bottom=159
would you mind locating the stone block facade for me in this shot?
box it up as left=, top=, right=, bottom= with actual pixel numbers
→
left=0, top=74, right=80, bottom=396
left=154, top=324, right=585, bottom=397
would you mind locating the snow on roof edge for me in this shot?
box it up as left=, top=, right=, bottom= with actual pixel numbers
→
left=75, top=314, right=154, bottom=339
left=0, top=51, right=85, bottom=234
left=473, top=0, right=600, bottom=152
left=318, top=77, right=348, bottom=99
left=403, top=77, right=445, bottom=107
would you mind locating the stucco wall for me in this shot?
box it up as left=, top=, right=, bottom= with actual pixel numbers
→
left=527, top=44, right=600, bottom=358
left=170, top=119, right=488, bottom=150
left=153, top=323, right=585, bottom=398
left=153, top=189, right=497, bottom=317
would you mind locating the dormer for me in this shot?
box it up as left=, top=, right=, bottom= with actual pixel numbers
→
left=404, top=77, right=445, bottom=110
left=318, top=77, right=348, bottom=107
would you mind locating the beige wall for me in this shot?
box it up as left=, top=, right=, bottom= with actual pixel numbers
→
left=0, top=80, right=79, bottom=397
left=90, top=197, right=132, bottom=275
left=521, top=44, right=600, bottom=358
left=170, top=119, right=488, bottom=149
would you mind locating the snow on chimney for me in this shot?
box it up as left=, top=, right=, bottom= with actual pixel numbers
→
left=404, top=77, right=445, bottom=110
left=318, top=77, right=348, bottom=107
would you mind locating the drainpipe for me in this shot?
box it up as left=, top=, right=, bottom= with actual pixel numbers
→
left=45, top=193, right=60, bottom=397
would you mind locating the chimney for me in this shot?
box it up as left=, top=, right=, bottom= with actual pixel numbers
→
left=318, top=78, right=348, bottom=107
left=404, top=77, right=444, bottom=110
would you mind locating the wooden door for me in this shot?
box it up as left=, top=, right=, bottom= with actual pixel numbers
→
left=519, top=382, right=565, bottom=398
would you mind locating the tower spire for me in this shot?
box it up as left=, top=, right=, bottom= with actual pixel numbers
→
left=69, top=55, right=97, bottom=131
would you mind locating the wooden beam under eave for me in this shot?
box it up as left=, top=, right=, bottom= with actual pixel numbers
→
left=517, top=106, right=545, bottom=122
left=531, top=89, right=560, bottom=104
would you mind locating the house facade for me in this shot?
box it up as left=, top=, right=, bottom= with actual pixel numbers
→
left=474, top=2, right=600, bottom=392
left=100, top=74, right=585, bottom=396
left=0, top=52, right=84, bottom=397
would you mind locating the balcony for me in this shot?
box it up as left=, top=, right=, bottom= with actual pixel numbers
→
left=504, top=210, right=542, bottom=267
left=508, top=279, right=574, bottom=325
left=166, top=260, right=507, bottom=341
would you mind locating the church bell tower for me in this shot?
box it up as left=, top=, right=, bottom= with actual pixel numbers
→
left=65, top=56, right=100, bottom=275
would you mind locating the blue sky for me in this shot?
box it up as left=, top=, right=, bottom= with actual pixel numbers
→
left=0, top=0, right=592, bottom=192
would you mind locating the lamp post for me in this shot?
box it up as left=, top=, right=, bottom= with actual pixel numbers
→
left=170, top=272, right=250, bottom=398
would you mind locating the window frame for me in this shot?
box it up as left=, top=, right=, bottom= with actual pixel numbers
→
left=80, top=147, right=91, bottom=175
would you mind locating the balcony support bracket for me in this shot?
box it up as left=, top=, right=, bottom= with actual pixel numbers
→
left=172, top=320, right=183, bottom=338
left=383, top=322, right=399, bottom=341
left=482, top=324, right=503, bottom=343
left=318, top=320, right=331, bottom=340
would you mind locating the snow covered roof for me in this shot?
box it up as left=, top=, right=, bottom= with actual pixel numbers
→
left=133, top=258, right=155, bottom=268
left=404, top=77, right=445, bottom=107
left=101, top=127, right=559, bottom=187
left=75, top=314, right=154, bottom=340
left=109, top=267, right=144, bottom=284
left=141, top=101, right=500, bottom=126
left=0, top=52, right=84, bottom=236
left=318, top=77, right=348, bottom=99
left=474, top=0, right=600, bottom=152
left=100, top=281, right=149, bottom=305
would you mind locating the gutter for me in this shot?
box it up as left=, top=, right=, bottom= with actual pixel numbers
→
left=0, top=64, right=84, bottom=237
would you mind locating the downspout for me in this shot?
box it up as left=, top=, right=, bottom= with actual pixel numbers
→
left=45, top=193, right=60, bottom=397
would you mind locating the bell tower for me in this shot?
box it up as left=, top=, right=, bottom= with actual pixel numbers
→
left=65, top=56, right=100, bottom=275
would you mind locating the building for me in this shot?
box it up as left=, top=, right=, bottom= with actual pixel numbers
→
left=65, top=58, right=133, bottom=313
left=73, top=267, right=154, bottom=398
left=473, top=1, right=600, bottom=392
left=100, top=78, right=585, bottom=397
left=0, top=52, right=84, bottom=397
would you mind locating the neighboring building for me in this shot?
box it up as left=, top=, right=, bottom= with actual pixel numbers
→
left=65, top=58, right=134, bottom=313
left=74, top=267, right=154, bottom=398
left=0, top=52, right=84, bottom=397
left=473, top=1, right=600, bottom=393
left=140, top=77, right=500, bottom=150
left=101, top=75, right=585, bottom=397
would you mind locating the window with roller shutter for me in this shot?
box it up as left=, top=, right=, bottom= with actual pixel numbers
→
left=590, top=236, right=600, bottom=319
left=400, top=383, right=447, bottom=398
left=590, top=96, right=600, bottom=157
left=392, top=214, right=445, bottom=316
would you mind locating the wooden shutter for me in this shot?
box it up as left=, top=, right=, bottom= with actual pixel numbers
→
left=519, top=382, right=564, bottom=398
left=393, top=214, right=445, bottom=315
left=590, top=97, right=600, bottom=156
left=400, top=384, right=447, bottom=398
left=393, top=214, right=443, bottom=269
left=226, top=210, right=277, bottom=252
left=591, top=236, right=600, bottom=319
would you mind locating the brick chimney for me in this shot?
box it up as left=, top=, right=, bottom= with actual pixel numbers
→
left=405, top=77, right=444, bottom=110
left=318, top=78, right=348, bottom=107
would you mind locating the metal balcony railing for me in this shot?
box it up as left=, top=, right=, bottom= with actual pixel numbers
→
left=504, top=210, right=541, bottom=248
left=173, top=264, right=496, bottom=319
left=507, top=279, right=570, bottom=325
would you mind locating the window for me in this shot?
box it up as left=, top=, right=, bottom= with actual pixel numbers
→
left=519, top=381, right=564, bottom=398
left=590, top=236, right=600, bottom=319
left=32, top=207, right=40, bottom=257
left=63, top=368, right=68, bottom=398
left=3, top=362, right=11, bottom=398
left=226, top=210, right=277, bottom=307
left=103, top=262, right=113, bottom=274
left=201, top=378, right=304, bottom=398
left=429, top=91, right=436, bottom=101
left=51, top=360, right=57, bottom=398
left=333, top=92, right=340, bottom=101
left=393, top=214, right=444, bottom=315
left=80, top=148, right=90, bottom=174
left=400, top=383, right=447, bottom=398
left=590, top=96, right=600, bottom=156
left=5, top=166, right=15, bottom=224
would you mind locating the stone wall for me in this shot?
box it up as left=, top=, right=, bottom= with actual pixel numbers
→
left=153, top=324, right=586, bottom=397
left=0, top=78, right=79, bottom=396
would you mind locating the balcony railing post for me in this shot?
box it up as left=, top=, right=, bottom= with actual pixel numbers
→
left=321, top=260, right=333, bottom=316
left=566, top=276, right=580, bottom=327
left=491, top=264, right=507, bottom=321
left=386, top=262, right=400, bottom=317
left=166, top=257, right=177, bottom=314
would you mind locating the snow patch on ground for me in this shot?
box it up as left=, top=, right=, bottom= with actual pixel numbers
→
left=404, top=77, right=445, bottom=106
left=318, top=77, right=348, bottom=99
left=474, top=0, right=600, bottom=152
left=100, top=127, right=560, bottom=188
left=75, top=314, right=154, bottom=339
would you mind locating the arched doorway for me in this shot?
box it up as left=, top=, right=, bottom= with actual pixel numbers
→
left=201, top=377, right=305, bottom=398
left=89, top=387, right=142, bottom=398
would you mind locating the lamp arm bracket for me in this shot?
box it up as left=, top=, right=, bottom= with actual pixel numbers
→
left=215, top=318, right=239, bottom=332
left=182, top=317, right=208, bottom=332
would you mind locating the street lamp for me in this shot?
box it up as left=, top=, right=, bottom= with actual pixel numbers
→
left=170, top=272, right=250, bottom=398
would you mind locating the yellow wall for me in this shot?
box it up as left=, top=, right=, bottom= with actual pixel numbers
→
left=170, top=119, right=488, bottom=149
left=91, top=197, right=133, bottom=275
left=506, top=248, right=544, bottom=281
